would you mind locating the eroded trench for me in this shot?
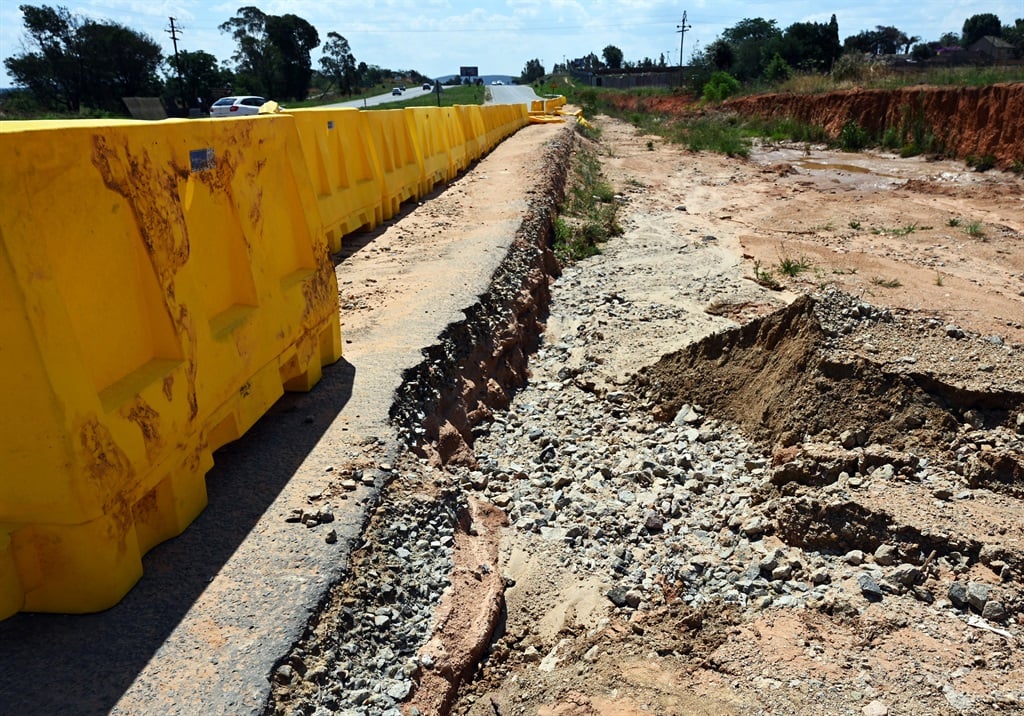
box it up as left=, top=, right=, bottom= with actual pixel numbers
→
left=264, top=135, right=1024, bottom=716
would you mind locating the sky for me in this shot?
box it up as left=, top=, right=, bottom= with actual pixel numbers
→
left=2, top=0, right=1023, bottom=87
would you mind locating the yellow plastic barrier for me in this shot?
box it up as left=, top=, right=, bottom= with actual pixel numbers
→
left=367, top=109, right=424, bottom=220
left=289, top=108, right=384, bottom=253
left=406, top=107, right=452, bottom=193
left=0, top=115, right=341, bottom=618
left=455, top=105, right=488, bottom=165
left=440, top=107, right=471, bottom=177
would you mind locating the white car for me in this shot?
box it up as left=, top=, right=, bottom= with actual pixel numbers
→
left=210, top=95, right=267, bottom=117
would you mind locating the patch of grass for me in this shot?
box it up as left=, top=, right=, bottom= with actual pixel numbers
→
left=752, top=261, right=781, bottom=289
left=871, top=223, right=928, bottom=237
left=871, top=276, right=902, bottom=288
left=778, top=255, right=811, bottom=276
left=848, top=220, right=862, bottom=230
left=1012, top=159, right=1024, bottom=176
left=965, top=221, right=985, bottom=238
left=665, top=115, right=751, bottom=157
left=646, top=139, right=655, bottom=151
left=838, top=120, right=871, bottom=152
left=553, top=138, right=623, bottom=264
left=965, top=154, right=996, bottom=172
left=947, top=217, right=961, bottom=227
left=935, top=272, right=944, bottom=286
left=832, top=267, right=857, bottom=275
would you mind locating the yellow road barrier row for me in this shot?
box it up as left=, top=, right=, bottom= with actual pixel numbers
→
left=0, top=115, right=341, bottom=619
left=0, top=99, right=532, bottom=620
left=290, top=103, right=530, bottom=237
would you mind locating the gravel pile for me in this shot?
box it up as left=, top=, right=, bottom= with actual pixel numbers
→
left=268, top=487, right=463, bottom=716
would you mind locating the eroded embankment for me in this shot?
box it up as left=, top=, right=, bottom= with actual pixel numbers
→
left=635, top=294, right=1024, bottom=469
left=264, top=126, right=575, bottom=716
left=388, top=132, right=570, bottom=467
left=724, top=83, right=1024, bottom=167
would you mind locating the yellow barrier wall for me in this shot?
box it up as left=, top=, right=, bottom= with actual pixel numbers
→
left=0, top=100, right=528, bottom=619
left=367, top=109, right=423, bottom=220
left=406, top=107, right=453, bottom=193
left=289, top=108, right=384, bottom=253
left=455, top=105, right=487, bottom=164
left=0, top=115, right=341, bottom=618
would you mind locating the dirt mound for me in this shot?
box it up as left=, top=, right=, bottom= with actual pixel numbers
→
left=724, top=84, right=1024, bottom=167
left=634, top=293, right=1024, bottom=461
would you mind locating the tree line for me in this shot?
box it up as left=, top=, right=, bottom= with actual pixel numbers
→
left=2, top=3, right=413, bottom=115
left=556, top=12, right=1023, bottom=85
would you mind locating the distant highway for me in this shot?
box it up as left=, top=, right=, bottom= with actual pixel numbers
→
left=320, top=82, right=544, bottom=110
left=487, top=84, right=541, bottom=106
left=324, top=84, right=440, bottom=109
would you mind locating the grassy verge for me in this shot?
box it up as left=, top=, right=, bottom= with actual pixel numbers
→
left=553, top=123, right=623, bottom=263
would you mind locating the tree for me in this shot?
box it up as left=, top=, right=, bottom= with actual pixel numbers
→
left=1003, top=19, right=1024, bottom=57
left=843, top=25, right=907, bottom=55
left=578, top=53, right=604, bottom=72
left=705, top=39, right=735, bottom=70
left=719, top=17, right=782, bottom=80
left=521, top=58, right=545, bottom=83
left=938, top=32, right=962, bottom=49
left=773, top=19, right=841, bottom=72
left=911, top=43, right=934, bottom=61
left=602, top=45, right=624, bottom=70
left=219, top=7, right=319, bottom=100
left=320, top=32, right=357, bottom=94
left=4, top=4, right=162, bottom=113
left=763, top=52, right=792, bottom=82
left=266, top=14, right=319, bottom=100
left=164, top=50, right=231, bottom=109
left=962, top=13, right=1002, bottom=46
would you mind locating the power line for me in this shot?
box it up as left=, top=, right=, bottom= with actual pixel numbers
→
left=166, top=17, right=185, bottom=110
left=677, top=11, right=692, bottom=68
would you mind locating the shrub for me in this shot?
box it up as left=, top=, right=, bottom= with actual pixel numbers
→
left=764, top=53, right=793, bottom=84
left=702, top=71, right=741, bottom=102
left=839, top=120, right=870, bottom=151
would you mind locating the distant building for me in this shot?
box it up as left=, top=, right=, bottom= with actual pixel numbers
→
left=969, top=36, right=1016, bottom=62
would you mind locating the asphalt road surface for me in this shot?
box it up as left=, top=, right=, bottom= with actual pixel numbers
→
left=324, top=83, right=542, bottom=109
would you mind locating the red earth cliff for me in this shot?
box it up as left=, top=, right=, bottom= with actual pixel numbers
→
left=723, top=83, right=1024, bottom=166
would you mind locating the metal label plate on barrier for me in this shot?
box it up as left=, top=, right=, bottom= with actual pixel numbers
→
left=189, top=148, right=216, bottom=172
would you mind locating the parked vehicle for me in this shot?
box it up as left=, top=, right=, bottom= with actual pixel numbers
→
left=209, top=96, right=267, bottom=116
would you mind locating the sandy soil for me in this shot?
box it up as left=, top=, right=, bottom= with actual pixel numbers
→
left=439, top=116, right=1024, bottom=715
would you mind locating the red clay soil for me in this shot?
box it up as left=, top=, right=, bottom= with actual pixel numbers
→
left=609, top=84, right=1024, bottom=168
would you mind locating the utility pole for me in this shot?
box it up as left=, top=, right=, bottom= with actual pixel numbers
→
left=676, top=11, right=691, bottom=69
left=166, top=17, right=186, bottom=113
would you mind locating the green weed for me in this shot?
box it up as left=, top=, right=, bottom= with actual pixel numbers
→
left=752, top=261, right=781, bottom=289
left=778, top=256, right=811, bottom=276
